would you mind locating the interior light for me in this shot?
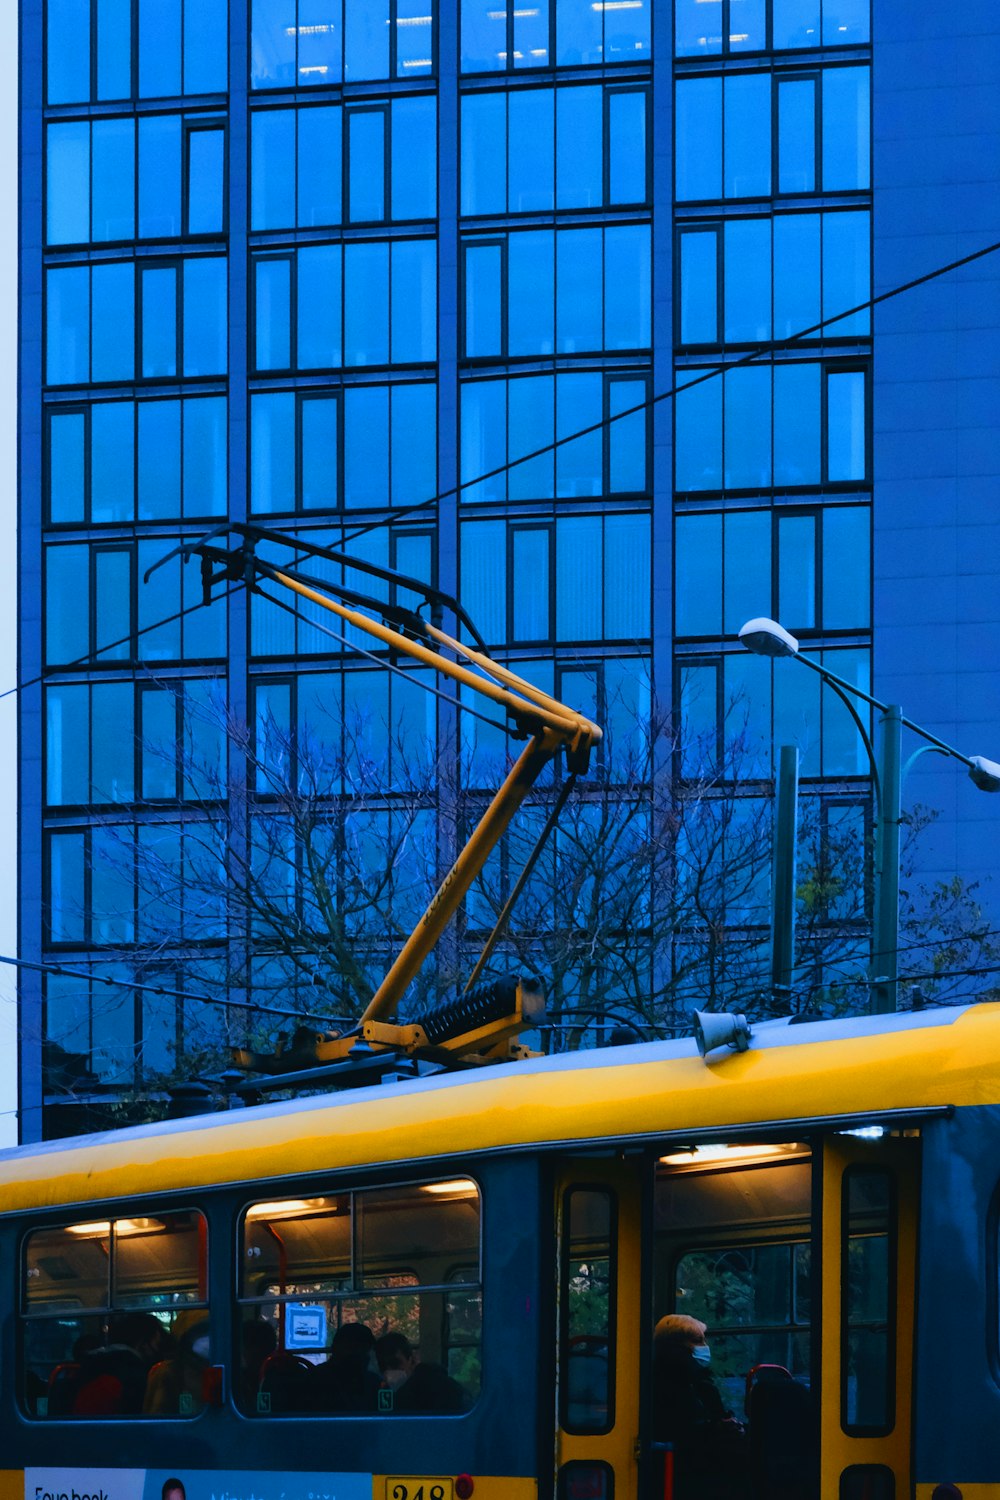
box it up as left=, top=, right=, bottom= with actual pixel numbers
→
left=659, top=1143, right=806, bottom=1167
left=591, top=1, right=642, bottom=9
left=729, top=32, right=748, bottom=40
left=286, top=23, right=332, bottom=34
left=401, top=58, right=433, bottom=66
left=116, top=1218, right=166, bottom=1236
left=298, top=65, right=330, bottom=75
left=840, top=1126, right=886, bottom=1140
left=420, top=1179, right=478, bottom=1197
left=396, top=14, right=432, bottom=23
left=246, top=1197, right=336, bottom=1220
left=529, top=47, right=548, bottom=54
left=65, top=1221, right=111, bottom=1237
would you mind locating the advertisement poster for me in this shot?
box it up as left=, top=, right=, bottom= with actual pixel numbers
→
left=26, top=1472, right=372, bottom=1500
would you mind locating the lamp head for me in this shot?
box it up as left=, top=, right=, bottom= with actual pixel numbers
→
left=968, top=755, right=1000, bottom=793
left=738, top=617, right=800, bottom=659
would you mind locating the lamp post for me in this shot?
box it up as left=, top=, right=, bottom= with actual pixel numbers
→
left=738, top=617, right=1000, bottom=1014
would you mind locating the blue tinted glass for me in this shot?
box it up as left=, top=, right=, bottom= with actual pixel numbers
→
left=778, top=514, right=816, bottom=628
left=773, top=213, right=820, bottom=338
left=675, top=0, right=721, bottom=55
left=136, top=540, right=180, bottom=660
left=392, top=238, right=434, bottom=361
left=556, top=372, right=601, bottom=497
left=460, top=379, right=506, bottom=503
left=184, top=0, right=228, bottom=92
left=97, top=0, right=132, bottom=98
left=48, top=831, right=87, bottom=941
left=509, top=230, right=554, bottom=356
left=460, top=522, right=505, bottom=645
left=512, top=529, right=550, bottom=642
left=679, top=663, right=719, bottom=776
left=47, top=684, right=90, bottom=805
left=823, top=68, right=870, bottom=189
left=142, top=267, right=178, bottom=378
left=92, top=262, right=135, bottom=382
left=680, top=230, right=718, bottom=344
left=464, top=242, right=503, bottom=358
left=724, top=218, right=770, bottom=342
left=345, top=0, right=389, bottom=80
left=184, top=396, right=227, bottom=515
left=773, top=0, right=820, bottom=47
left=49, top=411, right=87, bottom=521
left=392, top=384, right=437, bottom=505
left=396, top=0, right=434, bottom=77
left=607, top=0, right=649, bottom=59
left=508, top=374, right=554, bottom=501
left=298, top=244, right=342, bottom=367
left=823, top=507, right=869, bottom=626
left=301, top=397, right=339, bottom=509
left=774, top=362, right=821, bottom=484
left=47, top=0, right=92, bottom=103
left=675, top=513, right=722, bottom=636
left=605, top=224, right=650, bottom=350
left=824, top=0, right=869, bottom=45
left=184, top=258, right=228, bottom=376
left=725, top=366, right=771, bottom=487
left=299, top=105, right=342, bottom=226
left=139, top=0, right=182, bottom=97
left=827, top=369, right=866, bottom=481
left=344, top=242, right=389, bottom=365
left=345, top=386, right=389, bottom=506
left=298, top=0, right=344, bottom=84
left=46, top=267, right=90, bottom=385
left=250, top=392, right=294, bottom=513
left=557, top=228, right=602, bottom=354
left=556, top=516, right=601, bottom=639
left=820, top=648, right=869, bottom=775
left=255, top=257, right=292, bottom=369
left=46, top=544, right=88, bottom=662
left=461, top=93, right=505, bottom=214
left=605, top=515, right=649, bottom=637
left=609, top=91, right=646, bottom=204
left=349, top=109, right=386, bottom=222
left=509, top=90, right=554, bottom=212
left=724, top=74, right=771, bottom=196
left=91, top=402, right=135, bottom=521
left=392, top=96, right=437, bottom=219
left=609, top=379, right=647, bottom=493
left=251, top=0, right=296, bottom=86
left=138, top=400, right=180, bottom=518
left=723, top=511, right=771, bottom=634
left=47, top=123, right=91, bottom=245
left=139, top=115, right=182, bottom=237
left=512, top=0, right=548, bottom=64
left=141, top=688, right=178, bottom=798
left=822, top=211, right=870, bottom=336
left=676, top=78, right=722, bottom=201
left=774, top=646, right=820, bottom=775
left=188, top=127, right=225, bottom=234
left=556, top=86, right=601, bottom=209
left=182, top=544, right=226, bottom=657
left=778, top=78, right=816, bottom=193
left=95, top=548, right=133, bottom=660
left=675, top=374, right=722, bottom=491
left=729, top=0, right=766, bottom=51
left=461, top=0, right=505, bottom=72
left=556, top=0, right=602, bottom=65
left=92, top=118, right=136, bottom=241
left=252, top=109, right=295, bottom=228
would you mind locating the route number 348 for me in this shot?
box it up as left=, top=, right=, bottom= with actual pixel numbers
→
left=387, top=1482, right=453, bottom=1500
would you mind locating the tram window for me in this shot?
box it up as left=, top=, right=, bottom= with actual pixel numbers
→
left=840, top=1466, right=894, bottom=1500
left=842, top=1167, right=894, bottom=1435
left=560, top=1187, right=616, bottom=1435
left=22, top=1210, right=210, bottom=1418
left=239, top=1178, right=482, bottom=1416
left=558, top=1460, right=614, bottom=1499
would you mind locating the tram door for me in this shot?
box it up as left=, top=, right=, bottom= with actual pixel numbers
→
left=820, top=1135, right=919, bottom=1498
left=554, top=1160, right=643, bottom=1500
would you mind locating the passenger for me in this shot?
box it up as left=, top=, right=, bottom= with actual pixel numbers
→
left=239, top=1318, right=278, bottom=1408
left=144, top=1316, right=210, bottom=1415
left=652, top=1314, right=748, bottom=1500
left=312, top=1322, right=380, bottom=1412
left=72, top=1311, right=170, bottom=1415
left=375, top=1332, right=466, bottom=1415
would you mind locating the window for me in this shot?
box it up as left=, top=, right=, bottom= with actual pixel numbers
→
left=47, top=396, right=227, bottom=524
left=675, top=65, right=870, bottom=201
left=23, top=1210, right=210, bottom=1417
left=560, top=1188, right=615, bottom=1434
left=674, top=0, right=869, bottom=57
left=45, top=0, right=228, bottom=104
left=46, top=258, right=227, bottom=386
left=238, top=1180, right=481, bottom=1416
left=674, top=504, right=870, bottom=640
left=45, top=539, right=227, bottom=667
left=461, top=85, right=648, bottom=216
left=460, top=0, right=650, bottom=73
left=460, top=513, right=651, bottom=647
left=462, top=226, right=650, bottom=359
left=461, top=371, right=648, bottom=504
left=252, top=242, right=436, bottom=372
left=250, top=383, right=436, bottom=514
left=842, top=1168, right=894, bottom=1434
left=674, top=360, right=869, bottom=493
left=677, top=210, right=870, bottom=346
left=251, top=0, right=435, bottom=88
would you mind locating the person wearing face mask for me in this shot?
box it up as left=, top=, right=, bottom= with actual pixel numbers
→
left=374, top=1331, right=467, bottom=1414
left=652, top=1314, right=748, bottom=1499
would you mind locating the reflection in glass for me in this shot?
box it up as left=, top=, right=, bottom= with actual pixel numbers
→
left=778, top=78, right=816, bottom=193
left=47, top=123, right=91, bottom=245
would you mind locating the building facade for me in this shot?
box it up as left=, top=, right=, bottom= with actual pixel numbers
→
left=19, top=0, right=1000, bottom=1139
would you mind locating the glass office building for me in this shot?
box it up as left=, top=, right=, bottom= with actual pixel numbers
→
left=20, top=0, right=1000, bottom=1137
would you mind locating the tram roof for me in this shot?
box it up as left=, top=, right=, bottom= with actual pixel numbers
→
left=3, top=1002, right=999, bottom=1215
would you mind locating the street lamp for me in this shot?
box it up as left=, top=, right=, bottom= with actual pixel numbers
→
left=738, top=617, right=1000, bottom=1014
